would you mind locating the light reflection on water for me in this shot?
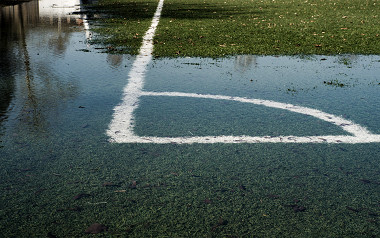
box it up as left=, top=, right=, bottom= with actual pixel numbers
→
left=0, top=0, right=127, bottom=138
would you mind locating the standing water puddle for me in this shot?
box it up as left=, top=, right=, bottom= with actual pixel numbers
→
left=0, top=0, right=379, bottom=237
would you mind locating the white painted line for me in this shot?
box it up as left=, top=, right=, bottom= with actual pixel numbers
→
left=111, top=135, right=380, bottom=144
left=141, top=91, right=373, bottom=138
left=108, top=91, right=380, bottom=144
left=107, top=0, right=164, bottom=142
left=106, top=0, right=380, bottom=144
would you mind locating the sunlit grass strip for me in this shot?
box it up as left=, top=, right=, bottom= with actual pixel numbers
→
left=90, top=0, right=380, bottom=56
left=153, top=0, right=380, bottom=57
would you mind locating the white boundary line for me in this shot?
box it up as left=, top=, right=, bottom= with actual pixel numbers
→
left=107, top=0, right=164, bottom=142
left=107, top=0, right=380, bottom=144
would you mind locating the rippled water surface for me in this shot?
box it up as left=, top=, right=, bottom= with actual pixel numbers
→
left=0, top=0, right=379, bottom=237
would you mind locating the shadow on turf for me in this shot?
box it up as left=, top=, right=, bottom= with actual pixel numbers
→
left=161, top=2, right=257, bottom=19
left=88, top=1, right=258, bottom=20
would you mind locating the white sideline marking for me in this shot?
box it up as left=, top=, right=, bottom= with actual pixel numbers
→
left=107, top=0, right=380, bottom=144
left=107, top=0, right=164, bottom=142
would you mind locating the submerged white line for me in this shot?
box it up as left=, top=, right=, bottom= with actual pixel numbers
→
left=109, top=91, right=380, bottom=144
left=107, top=0, right=164, bottom=141
left=141, top=91, right=373, bottom=137
left=114, top=135, right=380, bottom=144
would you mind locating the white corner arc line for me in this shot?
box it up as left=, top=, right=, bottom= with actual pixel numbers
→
left=136, top=91, right=380, bottom=144
left=106, top=0, right=380, bottom=144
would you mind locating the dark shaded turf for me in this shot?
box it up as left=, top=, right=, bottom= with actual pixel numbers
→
left=1, top=131, right=380, bottom=237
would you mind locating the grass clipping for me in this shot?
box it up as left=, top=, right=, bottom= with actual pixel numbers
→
left=92, top=0, right=380, bottom=57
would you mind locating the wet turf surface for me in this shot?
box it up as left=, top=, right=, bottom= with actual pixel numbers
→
left=1, top=0, right=379, bottom=237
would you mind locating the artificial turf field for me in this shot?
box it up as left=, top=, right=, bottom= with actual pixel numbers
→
left=83, top=0, right=379, bottom=237
left=91, top=0, right=380, bottom=56
left=0, top=0, right=379, bottom=237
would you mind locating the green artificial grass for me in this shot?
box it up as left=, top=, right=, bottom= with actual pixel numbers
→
left=1, top=129, right=380, bottom=237
left=89, top=0, right=159, bottom=54
left=90, top=0, right=380, bottom=57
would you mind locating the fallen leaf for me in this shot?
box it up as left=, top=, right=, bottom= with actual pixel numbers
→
left=74, top=193, right=91, bottom=200
left=85, top=223, right=108, bottom=234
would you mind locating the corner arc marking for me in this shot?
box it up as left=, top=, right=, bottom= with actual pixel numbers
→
left=141, top=91, right=372, bottom=137
left=109, top=91, right=379, bottom=144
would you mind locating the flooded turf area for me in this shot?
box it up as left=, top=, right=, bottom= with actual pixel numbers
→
left=0, top=0, right=379, bottom=237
